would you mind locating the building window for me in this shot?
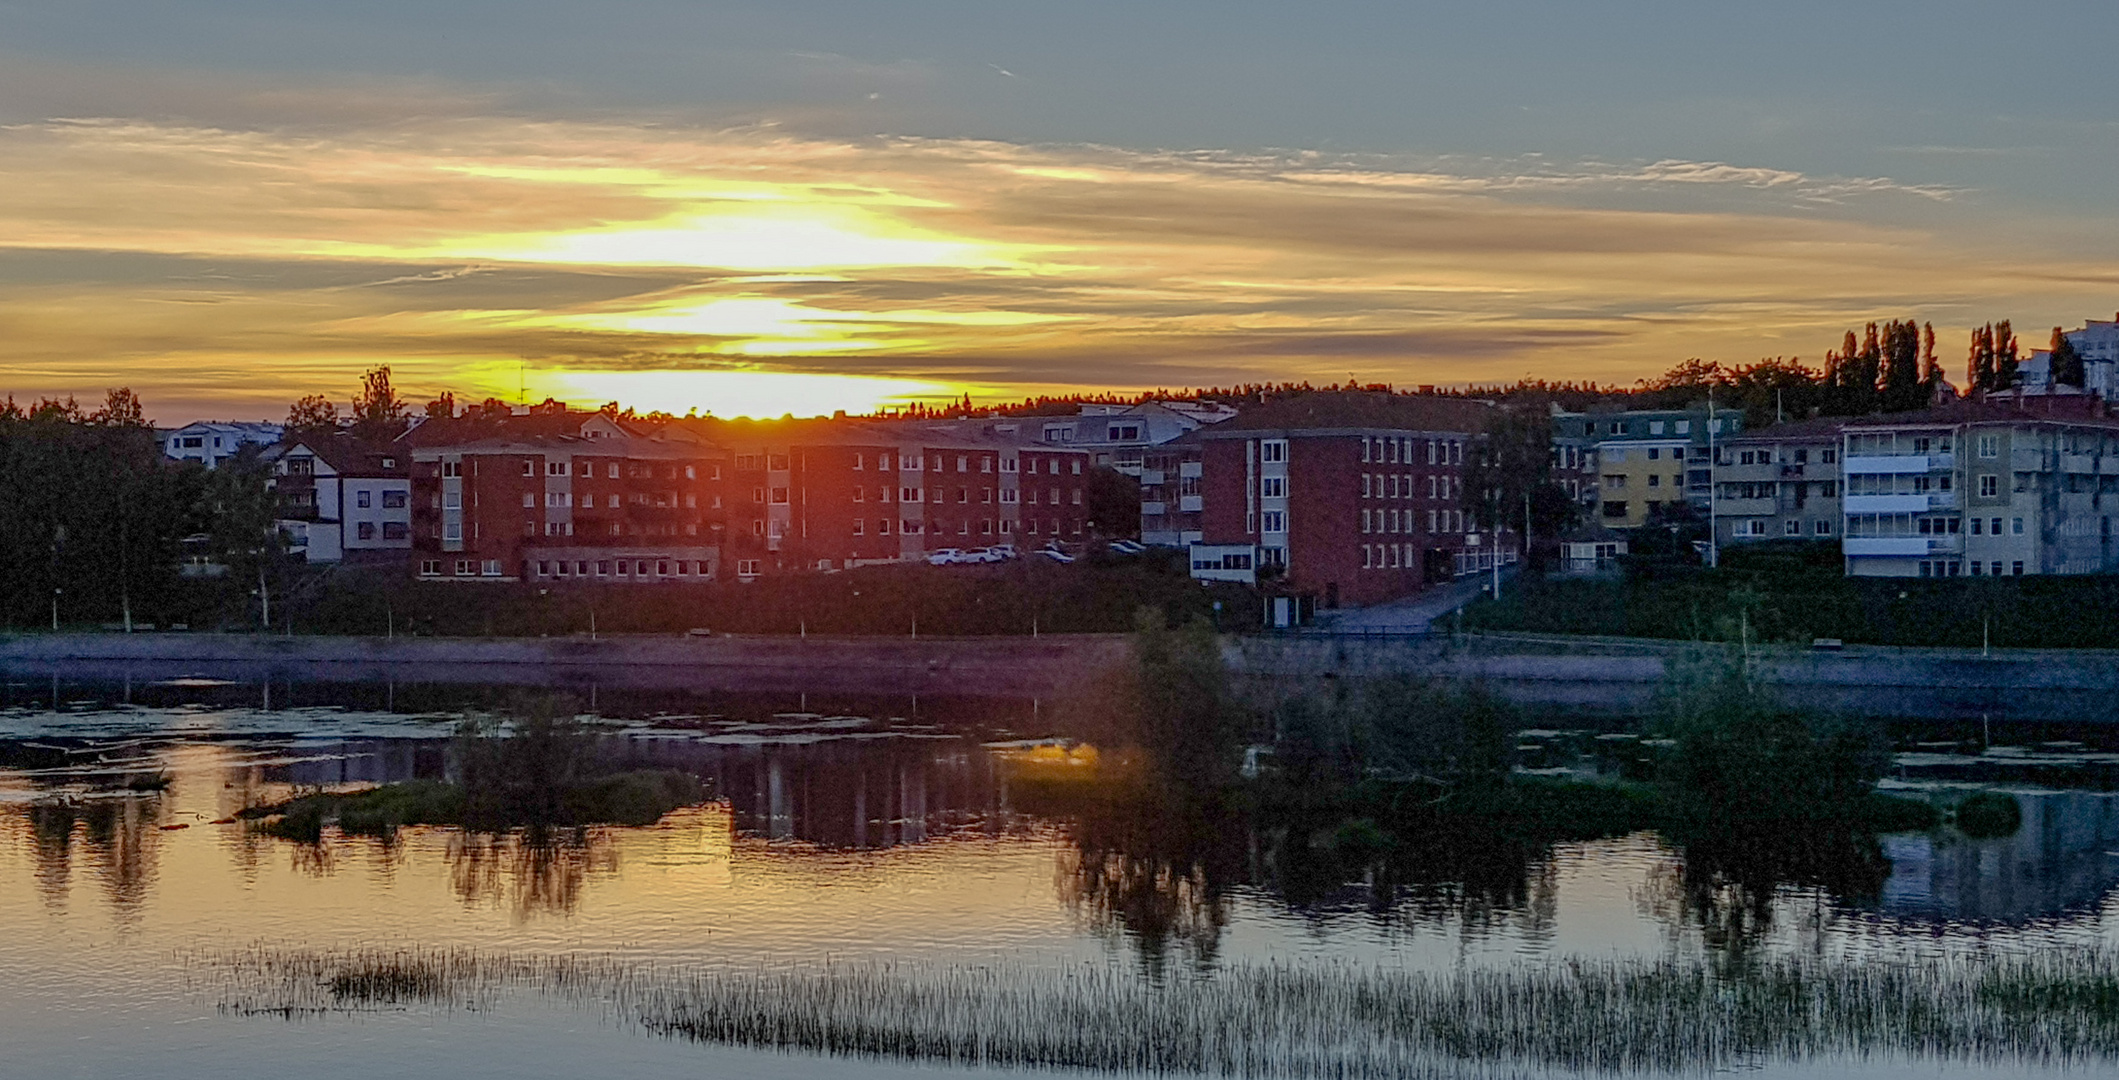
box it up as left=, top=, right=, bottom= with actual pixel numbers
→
left=852, top=519, right=865, bottom=536
left=1978, top=435, right=1999, bottom=458
left=382, top=491, right=406, bottom=508
left=1261, top=510, right=1286, bottom=533
left=1260, top=440, right=1287, bottom=463
left=355, top=490, right=372, bottom=509
left=382, top=522, right=408, bottom=539
left=2012, top=517, right=2024, bottom=535
left=2013, top=561, right=2025, bottom=576
left=457, top=560, right=476, bottom=576
left=357, top=522, right=376, bottom=540
left=737, top=559, right=760, bottom=577
left=444, top=522, right=462, bottom=541
left=1260, top=477, right=1285, bottom=497
left=419, top=559, right=441, bottom=576
left=903, top=519, right=922, bottom=534
left=853, top=487, right=865, bottom=502
left=770, top=487, right=789, bottom=504
left=1979, top=474, right=1998, bottom=498
left=879, top=519, right=891, bottom=534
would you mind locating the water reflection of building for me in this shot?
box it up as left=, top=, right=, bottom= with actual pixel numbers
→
left=625, top=736, right=999, bottom=848
left=1880, top=790, right=2119, bottom=922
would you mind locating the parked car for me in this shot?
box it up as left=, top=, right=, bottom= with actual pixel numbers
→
left=956, top=547, right=1005, bottom=564
left=1037, top=547, right=1076, bottom=563
left=989, top=543, right=1018, bottom=560
left=1107, top=539, right=1146, bottom=555
left=927, top=548, right=967, bottom=566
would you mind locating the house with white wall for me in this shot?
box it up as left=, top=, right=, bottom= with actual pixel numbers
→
left=264, top=436, right=412, bottom=563
left=163, top=421, right=283, bottom=469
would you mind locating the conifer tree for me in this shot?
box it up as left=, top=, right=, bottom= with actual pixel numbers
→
left=2050, top=326, right=2087, bottom=388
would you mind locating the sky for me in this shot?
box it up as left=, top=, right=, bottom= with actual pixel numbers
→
left=2, top=1, right=2117, bottom=421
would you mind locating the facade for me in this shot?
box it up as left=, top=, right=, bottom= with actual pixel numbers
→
left=1139, top=441, right=1205, bottom=547
left=695, top=417, right=1093, bottom=576
left=163, top=421, right=283, bottom=469
left=1186, top=393, right=1503, bottom=608
left=407, top=428, right=725, bottom=584
left=1551, top=406, right=1743, bottom=529
left=1711, top=418, right=1845, bottom=547
left=1840, top=399, right=2119, bottom=577
left=265, top=436, right=413, bottom=563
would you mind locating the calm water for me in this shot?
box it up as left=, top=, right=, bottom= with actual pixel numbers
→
left=4, top=678, right=2118, bottom=1078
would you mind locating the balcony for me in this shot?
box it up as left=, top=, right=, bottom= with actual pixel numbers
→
left=1845, top=454, right=1951, bottom=475
left=1843, top=494, right=1930, bottom=514
left=1179, top=494, right=1204, bottom=513
left=1139, top=468, right=1166, bottom=485
left=1141, top=501, right=1167, bottom=517
left=1843, top=536, right=1961, bottom=557
left=1843, top=492, right=1957, bottom=513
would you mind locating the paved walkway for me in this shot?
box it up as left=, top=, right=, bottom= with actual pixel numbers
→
left=1311, top=568, right=1517, bottom=634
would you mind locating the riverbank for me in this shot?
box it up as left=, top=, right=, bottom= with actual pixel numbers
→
left=10, top=628, right=2119, bottom=721
left=0, top=631, right=1131, bottom=698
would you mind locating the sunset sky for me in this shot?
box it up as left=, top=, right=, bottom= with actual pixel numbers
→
left=3, top=1, right=2116, bottom=421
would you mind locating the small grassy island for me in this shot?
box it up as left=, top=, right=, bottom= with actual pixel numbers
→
left=245, top=704, right=704, bottom=841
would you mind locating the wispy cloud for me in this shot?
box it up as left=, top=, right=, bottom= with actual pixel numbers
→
left=0, top=115, right=2105, bottom=420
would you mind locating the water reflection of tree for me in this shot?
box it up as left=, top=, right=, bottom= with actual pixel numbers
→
left=1639, top=828, right=1890, bottom=960
left=446, top=830, right=618, bottom=920
left=1049, top=779, right=1245, bottom=972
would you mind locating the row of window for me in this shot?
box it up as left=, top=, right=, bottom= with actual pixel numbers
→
left=523, top=460, right=704, bottom=480
left=1919, top=560, right=2025, bottom=577
left=528, top=491, right=700, bottom=509
left=1734, top=519, right=1833, bottom=537
left=421, top=559, right=502, bottom=576
left=1602, top=474, right=1684, bottom=490
left=351, top=490, right=409, bottom=509
left=839, top=518, right=1081, bottom=538
left=1361, top=508, right=1468, bottom=534
left=353, top=522, right=410, bottom=540
left=1360, top=543, right=1423, bottom=571
left=531, top=558, right=706, bottom=579
left=1728, top=447, right=1838, bottom=466
left=1360, top=436, right=1464, bottom=466
left=1361, top=473, right=1455, bottom=500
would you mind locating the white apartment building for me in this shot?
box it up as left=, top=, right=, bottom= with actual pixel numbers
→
left=1841, top=401, right=2119, bottom=577
left=163, top=421, right=283, bottom=469
left=2019, top=313, right=2119, bottom=400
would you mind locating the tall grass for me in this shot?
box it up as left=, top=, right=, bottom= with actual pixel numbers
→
left=202, top=946, right=2119, bottom=1076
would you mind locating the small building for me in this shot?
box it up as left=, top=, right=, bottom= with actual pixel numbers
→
left=1557, top=524, right=1629, bottom=575
left=163, top=421, right=283, bottom=469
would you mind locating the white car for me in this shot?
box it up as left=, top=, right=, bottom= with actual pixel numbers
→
left=960, top=547, right=1006, bottom=564
left=989, top=543, right=1018, bottom=560
left=1037, top=547, right=1076, bottom=563
left=927, top=548, right=967, bottom=566
left=1108, top=539, right=1147, bottom=555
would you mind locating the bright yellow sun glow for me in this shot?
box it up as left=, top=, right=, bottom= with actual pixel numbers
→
left=510, top=367, right=955, bottom=419
left=427, top=204, right=1021, bottom=273
left=539, top=295, right=1066, bottom=356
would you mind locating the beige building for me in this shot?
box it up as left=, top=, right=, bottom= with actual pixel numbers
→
left=1712, top=418, right=1845, bottom=547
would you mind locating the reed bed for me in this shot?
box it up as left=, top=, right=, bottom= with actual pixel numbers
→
left=197, top=945, right=2119, bottom=1076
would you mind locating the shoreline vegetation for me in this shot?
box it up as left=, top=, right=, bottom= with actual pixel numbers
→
left=1467, top=538, right=2119, bottom=650
left=206, top=945, right=2119, bottom=1076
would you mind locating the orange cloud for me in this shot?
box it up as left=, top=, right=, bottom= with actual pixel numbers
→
left=0, top=116, right=2113, bottom=420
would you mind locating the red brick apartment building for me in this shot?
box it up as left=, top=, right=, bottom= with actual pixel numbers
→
left=687, top=417, right=1092, bottom=576
left=398, top=407, right=1090, bottom=582
left=1186, top=393, right=1505, bottom=609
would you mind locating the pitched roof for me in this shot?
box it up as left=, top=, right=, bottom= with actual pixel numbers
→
left=1200, top=391, right=1495, bottom=436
